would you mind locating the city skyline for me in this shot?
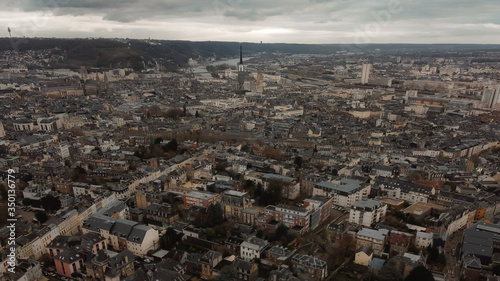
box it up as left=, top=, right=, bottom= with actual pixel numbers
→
left=1, top=0, right=500, bottom=44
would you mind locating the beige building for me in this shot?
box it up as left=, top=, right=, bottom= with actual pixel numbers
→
left=356, top=228, right=389, bottom=257
left=355, top=246, right=373, bottom=266
left=221, top=190, right=252, bottom=221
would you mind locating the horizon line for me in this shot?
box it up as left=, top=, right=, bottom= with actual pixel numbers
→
left=2, top=37, right=500, bottom=46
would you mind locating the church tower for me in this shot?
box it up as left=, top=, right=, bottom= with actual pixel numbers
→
left=237, top=44, right=245, bottom=92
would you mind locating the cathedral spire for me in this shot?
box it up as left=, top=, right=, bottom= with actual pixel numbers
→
left=240, top=43, right=243, bottom=65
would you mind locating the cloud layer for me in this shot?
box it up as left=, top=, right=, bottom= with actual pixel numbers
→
left=1, top=0, right=499, bottom=43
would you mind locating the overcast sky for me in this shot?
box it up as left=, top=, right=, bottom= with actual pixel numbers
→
left=1, top=0, right=499, bottom=44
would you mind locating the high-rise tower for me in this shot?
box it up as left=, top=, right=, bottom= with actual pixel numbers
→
left=361, top=64, right=371, bottom=85
left=256, top=67, right=264, bottom=93
left=0, top=121, right=5, bottom=138
left=482, top=88, right=496, bottom=108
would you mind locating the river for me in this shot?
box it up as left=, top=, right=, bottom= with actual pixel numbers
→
left=191, top=57, right=253, bottom=78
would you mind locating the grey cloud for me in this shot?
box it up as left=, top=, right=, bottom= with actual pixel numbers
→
left=1, top=0, right=499, bottom=43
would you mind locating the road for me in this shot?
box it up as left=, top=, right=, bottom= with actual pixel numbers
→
left=444, top=229, right=464, bottom=281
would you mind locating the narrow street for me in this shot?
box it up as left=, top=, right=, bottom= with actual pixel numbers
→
left=444, top=229, right=464, bottom=281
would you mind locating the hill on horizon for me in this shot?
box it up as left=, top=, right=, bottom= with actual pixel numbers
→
left=2, top=37, right=500, bottom=71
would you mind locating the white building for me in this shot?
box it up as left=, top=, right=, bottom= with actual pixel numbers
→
left=415, top=231, right=433, bottom=248
left=82, top=214, right=159, bottom=258
left=240, top=236, right=269, bottom=261
left=349, top=199, right=387, bottom=227
left=313, top=178, right=370, bottom=208
left=22, top=185, right=51, bottom=200
left=375, top=177, right=435, bottom=204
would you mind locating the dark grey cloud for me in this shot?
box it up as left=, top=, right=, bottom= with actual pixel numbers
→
left=1, top=0, right=499, bottom=43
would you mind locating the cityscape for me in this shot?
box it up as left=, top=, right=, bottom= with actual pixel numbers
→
left=1, top=2, right=500, bottom=281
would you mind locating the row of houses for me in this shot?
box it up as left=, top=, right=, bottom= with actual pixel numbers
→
left=0, top=193, right=117, bottom=277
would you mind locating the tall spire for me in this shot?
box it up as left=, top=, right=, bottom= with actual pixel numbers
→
left=240, top=43, right=243, bottom=64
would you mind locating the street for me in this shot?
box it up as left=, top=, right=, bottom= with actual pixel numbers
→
left=444, top=229, right=464, bottom=281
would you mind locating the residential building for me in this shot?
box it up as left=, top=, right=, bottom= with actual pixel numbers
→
left=144, top=203, right=179, bottom=225
left=264, top=204, right=310, bottom=234
left=389, top=231, right=413, bottom=257
left=266, top=246, right=293, bottom=265
left=221, top=190, right=252, bottom=221
left=82, top=214, right=159, bottom=258
left=54, top=247, right=85, bottom=278
left=53, top=179, right=73, bottom=195
left=3, top=258, right=42, bottom=281
left=375, top=177, right=435, bottom=204
left=232, top=258, right=259, bottom=281
left=240, top=236, right=270, bottom=261
left=462, top=221, right=500, bottom=266
left=349, top=199, right=387, bottom=227
left=47, top=232, right=107, bottom=259
left=356, top=228, right=389, bottom=256
left=304, top=195, right=333, bottom=230
left=392, top=253, right=426, bottom=278
left=314, top=178, right=370, bottom=208
left=355, top=246, right=374, bottom=266
left=85, top=249, right=135, bottom=281
left=291, top=254, right=328, bottom=280
left=183, top=191, right=219, bottom=208
left=415, top=231, right=433, bottom=248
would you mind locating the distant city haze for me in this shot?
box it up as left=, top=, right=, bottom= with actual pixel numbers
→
left=1, top=0, right=500, bottom=43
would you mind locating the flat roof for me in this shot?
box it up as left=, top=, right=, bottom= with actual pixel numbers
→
left=352, top=199, right=385, bottom=210
left=316, top=178, right=365, bottom=194
left=404, top=202, right=447, bottom=215
left=224, top=190, right=247, bottom=197
left=357, top=228, right=389, bottom=241
left=185, top=191, right=217, bottom=199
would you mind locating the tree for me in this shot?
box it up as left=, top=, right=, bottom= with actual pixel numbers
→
left=164, top=108, right=183, bottom=119
left=149, top=105, right=162, bottom=117
left=0, top=183, right=7, bottom=201
left=205, top=228, right=216, bottom=240
left=275, top=224, right=288, bottom=239
left=72, top=167, right=87, bottom=181
left=216, top=266, right=238, bottom=281
left=259, top=179, right=283, bottom=206
left=241, top=144, right=250, bottom=152
left=294, top=156, right=303, bottom=168
left=161, top=227, right=182, bottom=250
left=409, top=172, right=422, bottom=182
left=207, top=203, right=224, bottom=227
left=41, top=194, right=61, bottom=212
left=214, top=221, right=233, bottom=237
left=35, top=211, right=49, bottom=224
left=493, top=264, right=500, bottom=276
left=22, top=198, right=32, bottom=206
left=405, top=266, right=434, bottom=281
left=92, top=146, right=103, bottom=156
left=377, top=260, right=402, bottom=281
left=163, top=139, right=178, bottom=152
